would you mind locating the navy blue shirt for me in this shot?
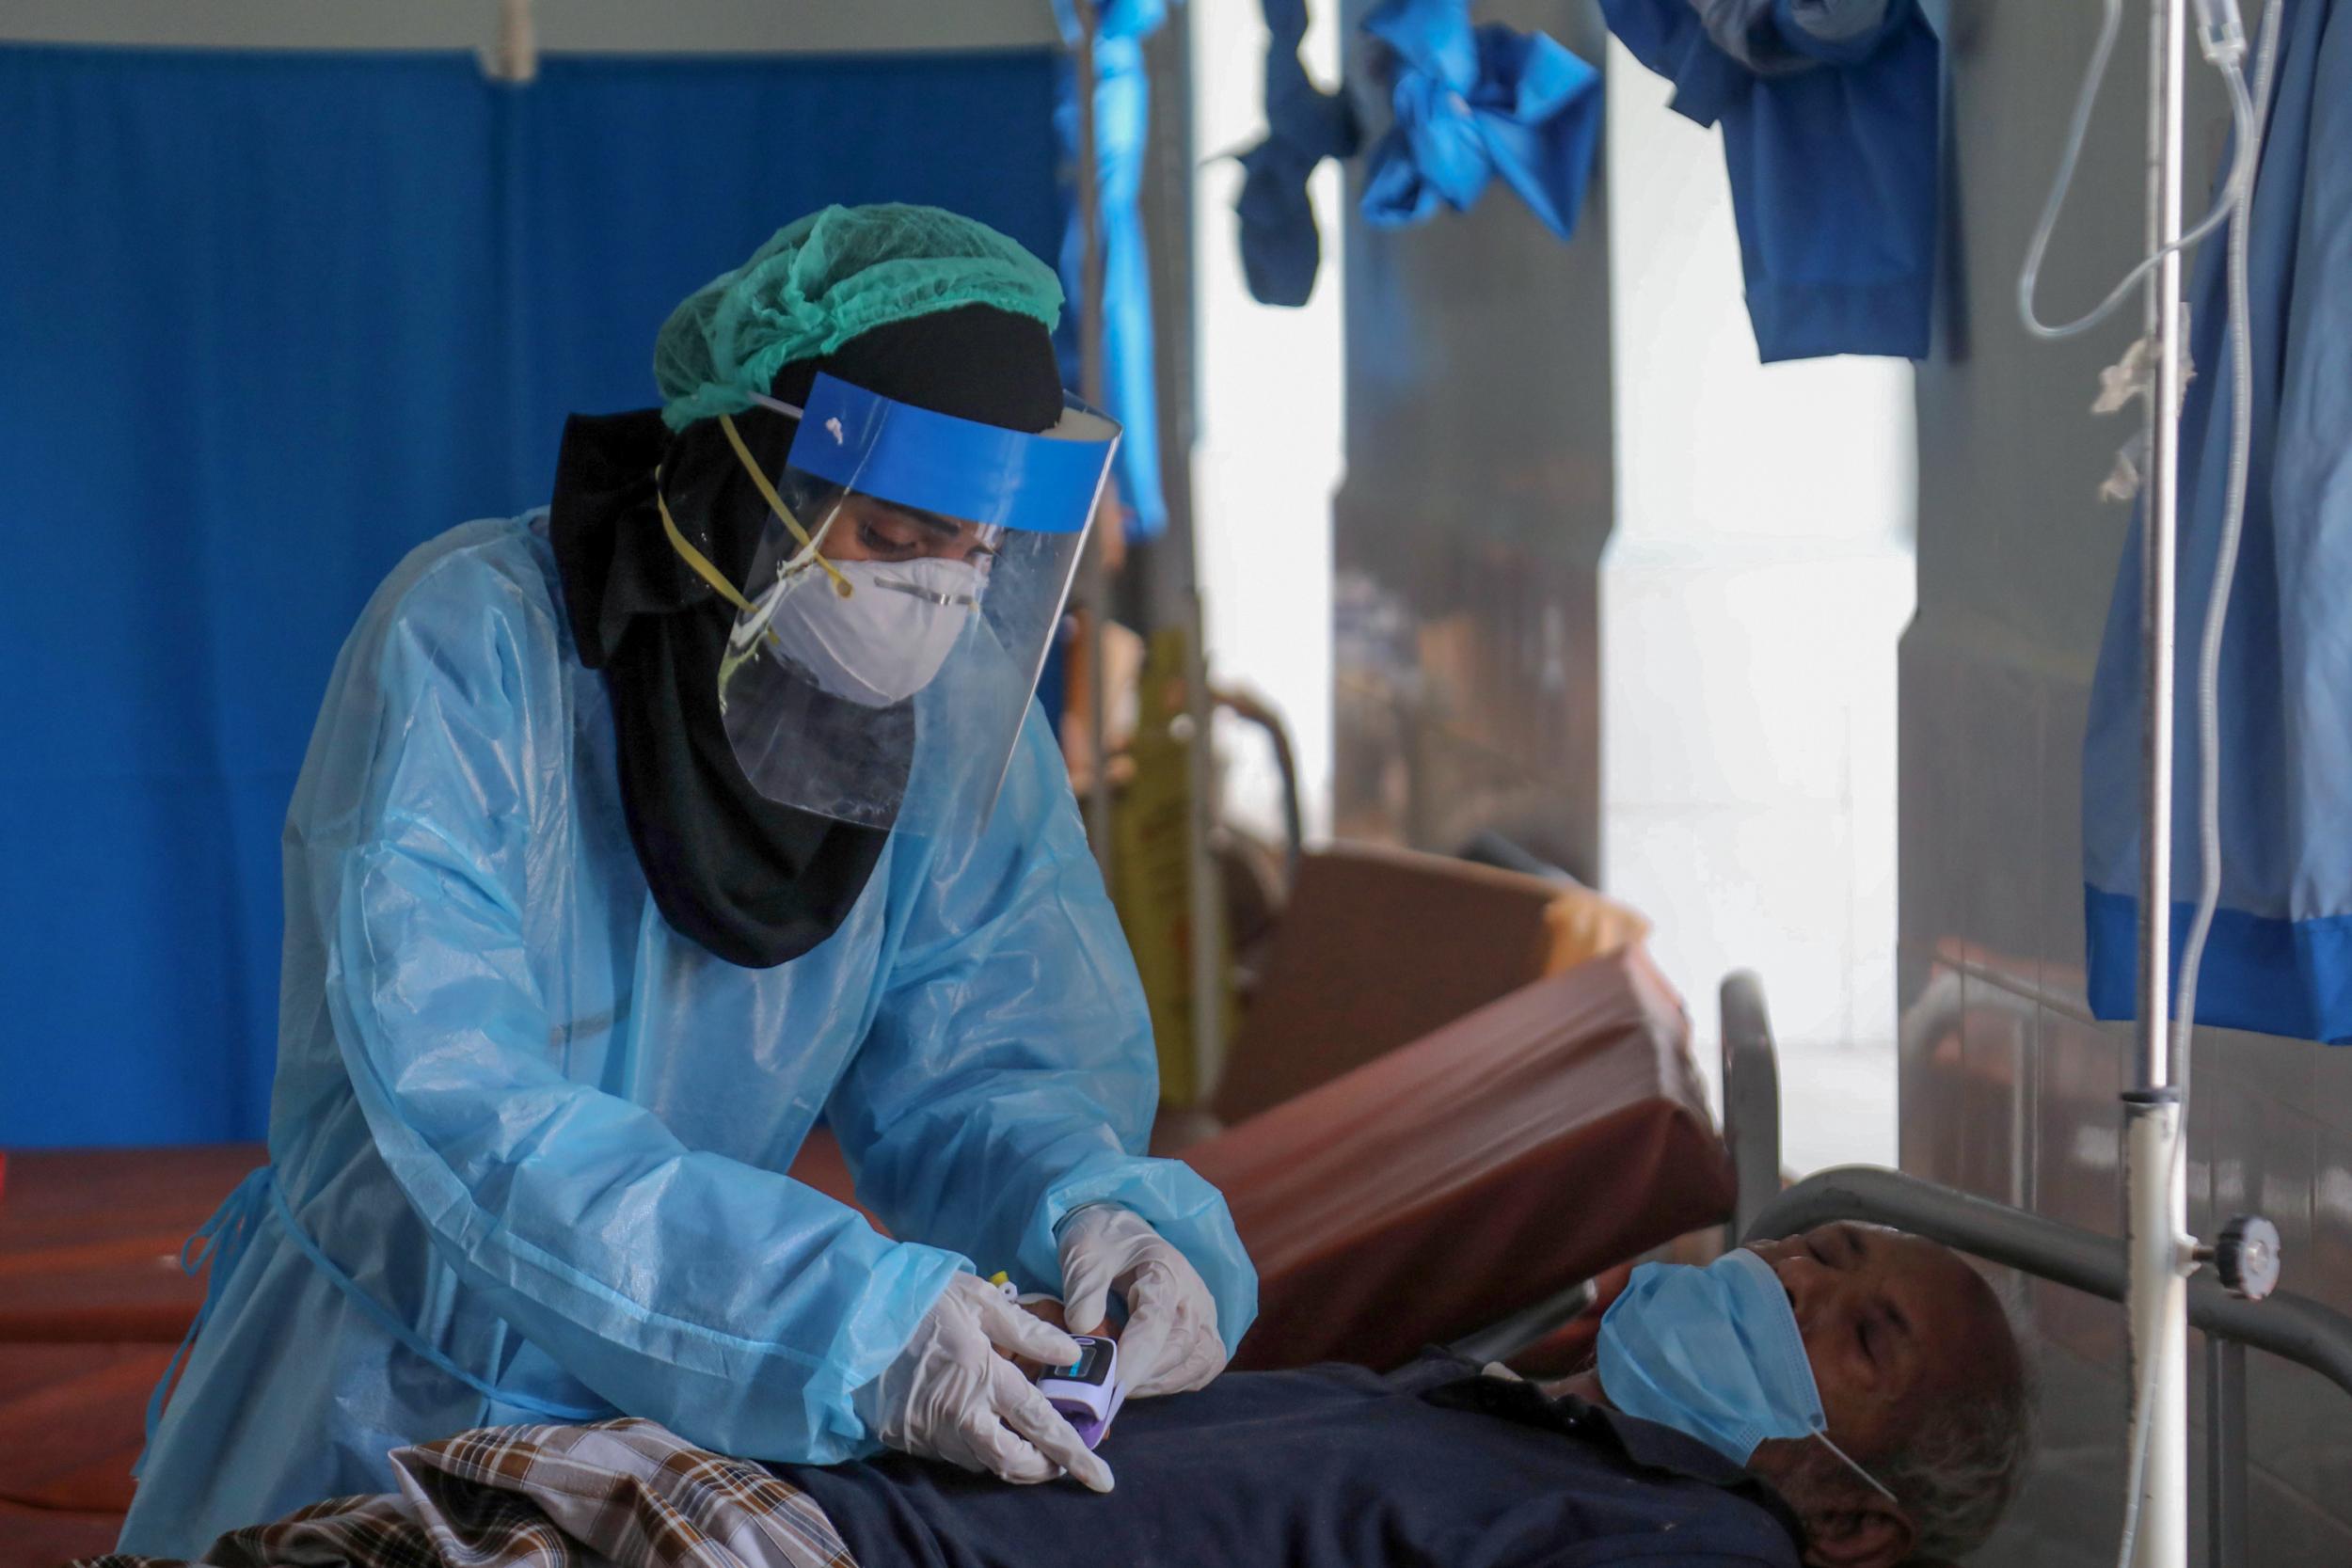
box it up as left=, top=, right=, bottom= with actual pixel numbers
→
left=787, top=1354, right=1806, bottom=1568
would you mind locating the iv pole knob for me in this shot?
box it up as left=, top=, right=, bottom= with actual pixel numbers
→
left=2210, top=1214, right=2282, bottom=1301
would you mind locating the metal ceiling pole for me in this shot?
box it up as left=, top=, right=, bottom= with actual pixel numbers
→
left=2123, top=0, right=2192, bottom=1560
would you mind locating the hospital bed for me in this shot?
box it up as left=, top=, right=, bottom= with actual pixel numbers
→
left=801, top=938, right=1729, bottom=1372
left=0, top=1146, right=257, bottom=1563
left=0, top=942, right=1735, bottom=1564
left=28, top=963, right=2328, bottom=1566
left=1717, top=972, right=2352, bottom=1568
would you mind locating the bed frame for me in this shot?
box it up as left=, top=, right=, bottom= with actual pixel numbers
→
left=1718, top=972, right=2352, bottom=1566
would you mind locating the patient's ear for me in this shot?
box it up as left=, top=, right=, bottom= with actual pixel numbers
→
left=1801, top=1496, right=1914, bottom=1568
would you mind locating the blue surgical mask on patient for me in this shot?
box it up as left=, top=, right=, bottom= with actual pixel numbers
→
left=1596, top=1247, right=1897, bottom=1502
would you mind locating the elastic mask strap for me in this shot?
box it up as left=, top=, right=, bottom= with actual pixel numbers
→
left=733, top=509, right=842, bottom=654
left=1815, top=1430, right=1900, bottom=1504
left=658, top=481, right=771, bottom=715
left=718, top=413, right=851, bottom=598
left=656, top=481, right=766, bottom=621
left=654, top=473, right=848, bottom=641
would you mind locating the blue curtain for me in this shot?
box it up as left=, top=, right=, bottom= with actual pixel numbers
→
left=0, top=44, right=1061, bottom=1147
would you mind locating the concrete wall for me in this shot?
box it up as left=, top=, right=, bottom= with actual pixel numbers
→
left=1190, top=0, right=1345, bottom=846
left=1902, top=2, right=2352, bottom=1560
left=1317, top=4, right=1914, bottom=1182
left=1329, top=0, right=1616, bottom=880
left=1598, top=40, right=1915, bottom=1174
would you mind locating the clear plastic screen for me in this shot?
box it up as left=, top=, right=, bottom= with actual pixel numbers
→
left=713, top=374, right=1115, bottom=843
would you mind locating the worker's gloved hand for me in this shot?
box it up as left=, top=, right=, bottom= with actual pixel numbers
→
left=1057, top=1203, right=1227, bottom=1398
left=856, top=1272, right=1115, bottom=1493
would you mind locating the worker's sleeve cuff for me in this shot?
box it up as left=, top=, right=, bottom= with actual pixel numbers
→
left=1021, top=1151, right=1260, bottom=1358
left=806, top=1238, right=972, bottom=1457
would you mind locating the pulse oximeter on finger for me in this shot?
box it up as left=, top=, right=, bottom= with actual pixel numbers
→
left=1036, top=1335, right=1126, bottom=1449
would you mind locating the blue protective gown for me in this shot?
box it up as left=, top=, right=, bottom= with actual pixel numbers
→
left=2085, top=0, right=2352, bottom=1041
left=119, top=513, right=1256, bottom=1554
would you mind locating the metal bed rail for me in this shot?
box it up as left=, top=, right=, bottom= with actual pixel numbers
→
left=1743, top=1167, right=2352, bottom=1401
left=1720, top=971, right=1785, bottom=1244
left=1720, top=973, right=2352, bottom=1566
left=1446, top=1277, right=1600, bottom=1368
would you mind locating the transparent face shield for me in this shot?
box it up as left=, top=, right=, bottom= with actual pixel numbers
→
left=657, top=372, right=1119, bottom=843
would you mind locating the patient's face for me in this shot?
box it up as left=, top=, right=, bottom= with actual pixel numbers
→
left=1743, top=1223, right=2011, bottom=1462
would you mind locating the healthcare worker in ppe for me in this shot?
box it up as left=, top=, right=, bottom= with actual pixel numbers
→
left=120, top=203, right=1256, bottom=1557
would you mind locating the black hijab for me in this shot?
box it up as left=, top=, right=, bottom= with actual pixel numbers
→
left=548, top=305, right=1065, bottom=968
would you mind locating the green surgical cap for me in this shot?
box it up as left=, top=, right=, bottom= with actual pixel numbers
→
left=653, top=203, right=1065, bottom=431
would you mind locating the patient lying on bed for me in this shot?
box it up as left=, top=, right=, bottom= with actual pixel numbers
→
left=99, top=1224, right=2029, bottom=1568
left=794, top=1222, right=2030, bottom=1568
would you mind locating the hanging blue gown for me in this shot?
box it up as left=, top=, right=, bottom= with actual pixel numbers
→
left=2085, top=0, right=2352, bottom=1042
left=1600, top=0, right=1941, bottom=361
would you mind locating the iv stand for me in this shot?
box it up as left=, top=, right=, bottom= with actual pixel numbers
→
left=2124, top=0, right=2192, bottom=1562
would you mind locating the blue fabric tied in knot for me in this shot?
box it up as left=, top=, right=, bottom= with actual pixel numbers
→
left=1234, top=0, right=1361, bottom=308
left=139, top=1164, right=272, bottom=1472
left=1359, top=0, right=1602, bottom=243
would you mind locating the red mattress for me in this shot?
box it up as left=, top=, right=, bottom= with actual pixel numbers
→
left=1186, top=945, right=1731, bottom=1370
left=0, top=1147, right=262, bottom=1563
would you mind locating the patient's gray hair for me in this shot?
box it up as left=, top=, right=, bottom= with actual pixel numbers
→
left=1877, top=1289, right=2038, bottom=1560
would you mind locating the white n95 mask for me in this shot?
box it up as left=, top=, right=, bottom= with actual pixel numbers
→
left=756, top=556, right=980, bottom=709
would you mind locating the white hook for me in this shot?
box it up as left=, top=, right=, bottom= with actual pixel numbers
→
left=484, top=0, right=537, bottom=86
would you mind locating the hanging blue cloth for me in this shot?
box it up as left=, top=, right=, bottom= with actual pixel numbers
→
left=1599, top=0, right=1940, bottom=361
left=1234, top=0, right=1361, bottom=307
left=2084, top=0, right=2352, bottom=1043
left=1359, top=0, right=1603, bottom=242
left=1054, top=0, right=1168, bottom=538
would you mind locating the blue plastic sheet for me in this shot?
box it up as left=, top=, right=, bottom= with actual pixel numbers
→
left=0, top=44, right=1063, bottom=1146
left=1054, top=1, right=1169, bottom=538
left=2084, top=0, right=2352, bottom=1043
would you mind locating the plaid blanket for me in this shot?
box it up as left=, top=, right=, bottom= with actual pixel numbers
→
left=77, top=1419, right=857, bottom=1568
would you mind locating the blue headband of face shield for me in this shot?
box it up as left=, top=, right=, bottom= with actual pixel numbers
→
left=1596, top=1248, right=1898, bottom=1503
left=750, top=372, right=1120, bottom=534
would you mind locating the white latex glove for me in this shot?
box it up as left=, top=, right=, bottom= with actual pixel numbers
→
left=854, top=1272, right=1115, bottom=1492
left=1057, top=1204, right=1228, bottom=1398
